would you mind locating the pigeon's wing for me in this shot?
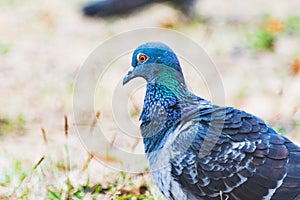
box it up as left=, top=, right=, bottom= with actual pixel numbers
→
left=170, top=105, right=300, bottom=200
left=272, top=139, right=300, bottom=200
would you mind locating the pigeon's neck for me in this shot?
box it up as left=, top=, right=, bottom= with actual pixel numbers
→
left=139, top=75, right=192, bottom=153
left=150, top=69, right=188, bottom=98
left=140, top=76, right=189, bottom=122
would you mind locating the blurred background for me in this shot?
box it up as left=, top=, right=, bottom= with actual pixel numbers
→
left=0, top=0, right=300, bottom=199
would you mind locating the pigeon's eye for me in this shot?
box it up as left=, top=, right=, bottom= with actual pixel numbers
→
left=138, top=54, right=148, bottom=63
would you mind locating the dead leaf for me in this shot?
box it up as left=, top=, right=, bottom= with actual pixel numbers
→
left=93, top=152, right=119, bottom=163
left=266, top=19, right=284, bottom=33
left=291, top=58, right=300, bottom=75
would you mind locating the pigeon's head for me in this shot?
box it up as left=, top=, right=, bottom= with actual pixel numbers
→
left=123, top=42, right=183, bottom=85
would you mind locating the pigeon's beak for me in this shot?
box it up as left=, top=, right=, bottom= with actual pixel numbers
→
left=123, top=66, right=136, bottom=85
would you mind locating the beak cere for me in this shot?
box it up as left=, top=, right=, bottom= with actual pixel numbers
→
left=123, top=66, right=135, bottom=85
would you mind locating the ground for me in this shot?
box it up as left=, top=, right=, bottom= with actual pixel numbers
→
left=0, top=0, right=300, bottom=199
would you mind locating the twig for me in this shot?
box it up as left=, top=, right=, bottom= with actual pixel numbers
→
left=225, top=194, right=229, bottom=200
left=131, top=138, right=140, bottom=151
left=82, top=153, right=94, bottom=172
left=41, top=128, right=47, bottom=144
left=220, top=191, right=229, bottom=200
left=89, top=111, right=101, bottom=134
left=110, top=132, right=117, bottom=148
left=33, top=156, right=45, bottom=170
left=64, top=115, right=68, bottom=138
left=63, top=115, right=71, bottom=173
left=9, top=156, right=46, bottom=197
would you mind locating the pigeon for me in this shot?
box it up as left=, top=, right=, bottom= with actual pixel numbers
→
left=123, top=41, right=300, bottom=200
left=82, top=0, right=195, bottom=18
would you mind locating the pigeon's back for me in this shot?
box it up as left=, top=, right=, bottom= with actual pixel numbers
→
left=160, top=104, right=300, bottom=200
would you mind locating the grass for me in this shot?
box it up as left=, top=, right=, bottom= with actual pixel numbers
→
left=285, top=16, right=300, bottom=35
left=0, top=41, right=11, bottom=55
left=0, top=116, right=241, bottom=200
left=246, top=15, right=300, bottom=52
left=0, top=114, right=26, bottom=136
left=0, top=115, right=156, bottom=199
left=248, top=29, right=275, bottom=52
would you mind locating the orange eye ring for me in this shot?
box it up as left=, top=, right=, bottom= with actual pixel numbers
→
left=138, top=54, right=148, bottom=63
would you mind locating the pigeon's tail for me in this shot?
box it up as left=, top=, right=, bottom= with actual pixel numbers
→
left=82, top=0, right=154, bottom=17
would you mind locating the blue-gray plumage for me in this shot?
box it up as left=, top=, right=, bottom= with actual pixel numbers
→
left=123, top=42, right=300, bottom=200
